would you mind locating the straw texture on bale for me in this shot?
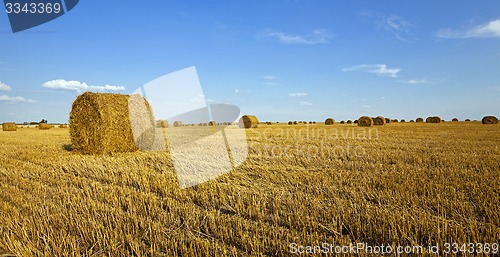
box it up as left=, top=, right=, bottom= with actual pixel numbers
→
left=354, top=120, right=358, bottom=124
left=372, top=116, right=386, bottom=126
left=416, top=118, right=424, bottom=123
left=482, top=116, right=498, bottom=124
left=239, top=115, right=259, bottom=128
left=39, top=123, right=53, bottom=130
left=325, top=118, right=335, bottom=125
left=2, top=122, right=17, bottom=131
left=357, top=116, right=373, bottom=127
left=385, top=118, right=391, bottom=124
left=173, top=121, right=183, bottom=127
left=69, top=92, right=155, bottom=154
left=347, top=120, right=352, bottom=124
left=426, top=116, right=441, bottom=123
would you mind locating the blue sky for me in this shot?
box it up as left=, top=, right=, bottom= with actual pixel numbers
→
left=1, top=0, right=499, bottom=123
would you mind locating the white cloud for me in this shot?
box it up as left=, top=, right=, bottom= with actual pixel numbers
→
left=360, top=105, right=371, bottom=108
left=42, top=79, right=125, bottom=93
left=399, top=79, right=430, bottom=84
left=0, top=82, right=12, bottom=91
left=263, top=76, right=276, bottom=80
left=299, top=101, right=312, bottom=106
left=383, top=15, right=413, bottom=41
left=342, top=64, right=401, bottom=78
left=437, top=19, right=500, bottom=38
left=266, top=29, right=332, bottom=45
left=289, top=92, right=308, bottom=97
left=0, top=95, right=36, bottom=103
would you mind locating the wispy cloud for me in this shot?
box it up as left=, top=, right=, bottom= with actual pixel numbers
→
left=360, top=105, right=371, bottom=108
left=399, top=79, right=430, bottom=84
left=0, top=95, right=36, bottom=103
left=299, top=101, right=312, bottom=106
left=381, top=15, right=413, bottom=41
left=342, top=64, right=401, bottom=78
left=436, top=19, right=500, bottom=38
left=0, top=82, right=12, bottom=91
left=289, top=92, right=308, bottom=97
left=266, top=29, right=332, bottom=45
left=42, top=79, right=125, bottom=93
left=263, top=75, right=281, bottom=85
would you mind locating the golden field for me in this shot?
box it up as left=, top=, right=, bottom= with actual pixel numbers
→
left=0, top=122, right=499, bottom=256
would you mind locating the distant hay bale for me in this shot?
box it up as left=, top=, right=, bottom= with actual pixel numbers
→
left=354, top=120, right=358, bottom=124
left=209, top=121, right=216, bottom=126
left=401, top=119, right=406, bottom=123
left=385, top=118, right=391, bottom=124
left=465, top=119, right=471, bottom=122
left=372, top=116, right=386, bottom=126
left=325, top=118, right=335, bottom=125
left=347, top=120, right=352, bottom=124
left=266, top=121, right=272, bottom=125
left=482, top=116, right=498, bottom=124
left=156, top=120, right=168, bottom=128
left=452, top=118, right=459, bottom=122
left=340, top=120, right=345, bottom=124
left=313, top=121, right=316, bottom=124
left=173, top=121, right=183, bottom=127
left=2, top=122, right=17, bottom=131
left=288, top=121, right=293, bottom=125
left=39, top=123, right=53, bottom=130
left=410, top=120, right=415, bottom=122
left=238, top=115, right=259, bottom=128
left=357, top=116, right=373, bottom=127
left=416, top=118, right=424, bottom=123
left=426, top=116, right=441, bottom=123
left=293, top=121, right=298, bottom=125
left=69, top=92, right=155, bottom=154
left=392, top=119, right=398, bottom=123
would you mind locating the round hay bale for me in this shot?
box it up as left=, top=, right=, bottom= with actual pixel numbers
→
left=39, top=123, right=53, bottom=130
left=410, top=120, right=415, bottom=122
left=465, top=119, right=471, bottom=122
left=173, top=121, right=183, bottom=127
left=340, top=120, right=345, bottom=124
left=266, top=121, right=272, bottom=125
left=209, top=121, right=216, bottom=126
left=354, top=120, right=358, bottom=124
left=416, top=118, right=424, bottom=123
left=293, top=121, right=298, bottom=125
left=69, top=92, right=155, bottom=154
left=288, top=121, right=293, bottom=125
left=401, top=119, right=406, bottom=123
left=325, top=118, right=335, bottom=125
left=482, top=116, right=498, bottom=124
left=239, top=115, right=259, bottom=128
left=392, top=119, right=398, bottom=123
left=384, top=118, right=391, bottom=124
left=452, top=118, right=459, bottom=122
left=346, top=120, right=352, bottom=124
left=357, top=116, right=373, bottom=127
left=2, top=122, right=17, bottom=131
left=372, top=116, right=386, bottom=126
left=156, top=120, right=169, bottom=128
left=426, top=116, right=441, bottom=123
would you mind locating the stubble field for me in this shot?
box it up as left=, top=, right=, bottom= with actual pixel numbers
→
left=0, top=122, right=499, bottom=256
